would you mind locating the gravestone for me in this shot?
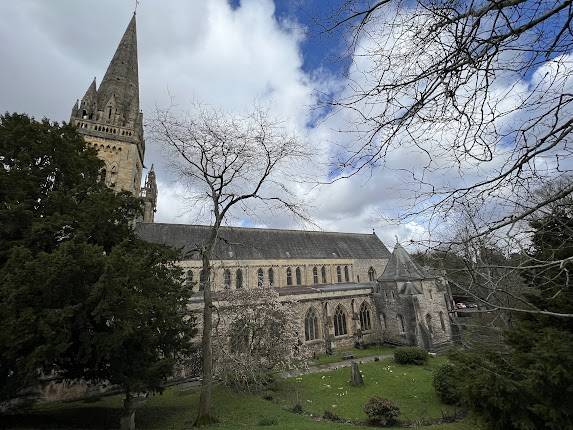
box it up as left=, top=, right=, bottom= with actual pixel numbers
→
left=350, top=361, right=364, bottom=386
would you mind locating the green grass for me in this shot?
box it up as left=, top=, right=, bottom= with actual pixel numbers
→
left=274, top=356, right=461, bottom=423
left=313, top=345, right=396, bottom=365
left=0, top=356, right=483, bottom=429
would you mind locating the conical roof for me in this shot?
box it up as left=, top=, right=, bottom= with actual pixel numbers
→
left=96, top=14, right=139, bottom=125
left=379, top=243, right=429, bottom=281
left=82, top=77, right=97, bottom=101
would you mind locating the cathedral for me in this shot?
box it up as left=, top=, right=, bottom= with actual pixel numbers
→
left=71, top=14, right=454, bottom=354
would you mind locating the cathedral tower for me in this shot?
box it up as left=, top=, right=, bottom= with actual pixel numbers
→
left=70, top=14, right=146, bottom=196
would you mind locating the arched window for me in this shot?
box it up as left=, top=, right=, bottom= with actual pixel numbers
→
left=381, top=313, right=387, bottom=329
left=99, top=168, right=107, bottom=183
left=439, top=311, right=446, bottom=331
left=286, top=267, right=292, bottom=286
left=426, top=314, right=433, bottom=334
left=359, top=302, right=372, bottom=331
left=236, top=269, right=243, bottom=289
left=321, top=266, right=327, bottom=283
left=186, top=270, right=194, bottom=290
left=398, top=314, right=405, bottom=333
left=312, top=267, right=318, bottom=284
left=295, top=267, right=302, bottom=285
left=304, top=308, right=320, bottom=341
left=257, top=268, right=264, bottom=288
left=344, top=266, right=350, bottom=282
left=224, top=269, right=231, bottom=289
left=268, top=268, right=274, bottom=287
left=334, top=306, right=347, bottom=336
left=368, top=267, right=376, bottom=282
left=336, top=266, right=342, bottom=282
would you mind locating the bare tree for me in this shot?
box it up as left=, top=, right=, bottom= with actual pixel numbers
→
left=150, top=105, right=308, bottom=425
left=318, top=0, right=573, bottom=317
left=213, top=288, right=309, bottom=392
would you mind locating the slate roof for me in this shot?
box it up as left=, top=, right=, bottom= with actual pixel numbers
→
left=379, top=243, right=431, bottom=281
left=135, top=223, right=391, bottom=261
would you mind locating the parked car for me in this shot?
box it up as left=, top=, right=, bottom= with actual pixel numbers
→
left=467, top=303, right=478, bottom=309
left=455, top=302, right=467, bottom=309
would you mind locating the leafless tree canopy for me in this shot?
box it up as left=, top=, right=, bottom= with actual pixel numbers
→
left=152, top=105, right=308, bottom=225
left=324, top=0, right=573, bottom=238
left=318, top=1, right=573, bottom=322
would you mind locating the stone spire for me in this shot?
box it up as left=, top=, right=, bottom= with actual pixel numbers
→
left=69, top=14, right=146, bottom=197
left=97, top=14, right=139, bottom=127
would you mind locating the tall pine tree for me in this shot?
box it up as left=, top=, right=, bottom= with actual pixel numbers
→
left=450, top=193, right=573, bottom=429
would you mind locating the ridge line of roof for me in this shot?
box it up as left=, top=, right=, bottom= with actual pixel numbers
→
left=141, top=222, right=382, bottom=238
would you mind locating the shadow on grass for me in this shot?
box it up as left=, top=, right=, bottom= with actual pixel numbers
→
left=0, top=407, right=121, bottom=429
left=0, top=405, right=187, bottom=430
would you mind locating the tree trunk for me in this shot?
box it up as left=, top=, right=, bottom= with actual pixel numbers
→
left=195, top=250, right=218, bottom=426
left=120, top=392, right=146, bottom=430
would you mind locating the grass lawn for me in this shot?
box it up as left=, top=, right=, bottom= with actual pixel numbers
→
left=0, top=356, right=483, bottom=429
left=313, top=345, right=396, bottom=365
left=274, top=356, right=466, bottom=424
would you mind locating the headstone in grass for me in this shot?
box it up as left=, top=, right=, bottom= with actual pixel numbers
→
left=351, top=362, right=364, bottom=386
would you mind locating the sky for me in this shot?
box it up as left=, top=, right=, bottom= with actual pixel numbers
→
left=0, top=0, right=568, bottom=249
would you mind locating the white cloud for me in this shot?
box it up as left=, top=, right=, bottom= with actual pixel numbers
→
left=1, top=0, right=570, bottom=247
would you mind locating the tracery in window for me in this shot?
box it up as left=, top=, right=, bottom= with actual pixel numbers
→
left=359, top=302, right=372, bottom=331
left=336, top=266, right=342, bottom=282
left=312, top=267, right=318, bottom=284
left=295, top=267, right=302, bottom=285
left=286, top=267, right=292, bottom=286
left=304, top=308, right=320, bottom=341
left=333, top=305, right=348, bottom=336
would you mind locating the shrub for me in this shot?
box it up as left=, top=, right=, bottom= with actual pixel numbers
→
left=291, top=403, right=303, bottom=414
left=323, top=409, right=343, bottom=422
left=257, top=417, right=278, bottom=426
left=393, top=347, right=428, bottom=365
left=433, top=363, right=459, bottom=405
left=363, top=396, right=400, bottom=426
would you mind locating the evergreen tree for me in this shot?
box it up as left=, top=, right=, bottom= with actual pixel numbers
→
left=0, top=114, right=195, bottom=427
left=449, top=197, right=573, bottom=429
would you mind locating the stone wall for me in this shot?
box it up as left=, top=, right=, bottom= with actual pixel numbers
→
left=80, top=133, right=143, bottom=194
left=373, top=277, right=453, bottom=350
